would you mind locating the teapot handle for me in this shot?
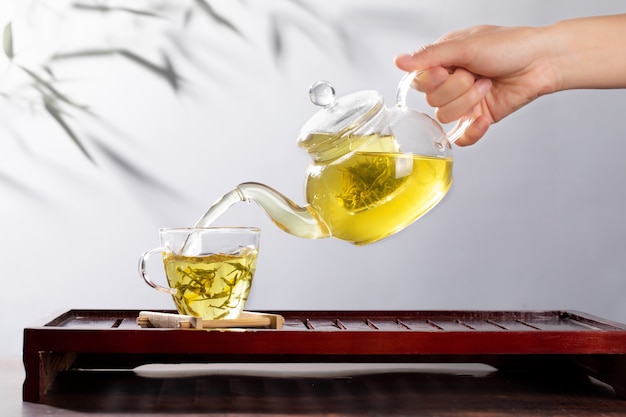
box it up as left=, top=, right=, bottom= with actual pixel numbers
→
left=396, top=70, right=472, bottom=144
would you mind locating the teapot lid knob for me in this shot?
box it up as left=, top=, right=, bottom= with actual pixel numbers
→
left=297, top=80, right=383, bottom=155
left=309, top=80, right=336, bottom=108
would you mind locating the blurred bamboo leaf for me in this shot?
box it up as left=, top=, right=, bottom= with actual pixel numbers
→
left=42, top=65, right=55, bottom=79
left=193, top=0, right=243, bottom=37
left=71, top=3, right=164, bottom=19
left=269, top=15, right=283, bottom=60
left=268, top=1, right=347, bottom=62
left=42, top=95, right=93, bottom=162
left=0, top=169, right=46, bottom=202
left=119, top=49, right=180, bottom=91
left=2, top=0, right=345, bottom=175
left=183, top=7, right=194, bottom=26
left=3, top=22, right=14, bottom=59
left=90, top=139, right=182, bottom=196
left=53, top=49, right=181, bottom=91
left=20, top=65, right=90, bottom=112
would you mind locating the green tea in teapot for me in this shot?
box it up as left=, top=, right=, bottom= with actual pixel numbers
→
left=305, top=137, right=452, bottom=244
left=193, top=132, right=452, bottom=246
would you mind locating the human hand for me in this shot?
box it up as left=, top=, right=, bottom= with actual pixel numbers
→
left=395, top=25, right=559, bottom=146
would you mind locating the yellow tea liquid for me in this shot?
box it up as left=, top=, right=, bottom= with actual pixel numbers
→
left=163, top=248, right=258, bottom=320
left=306, top=152, right=453, bottom=244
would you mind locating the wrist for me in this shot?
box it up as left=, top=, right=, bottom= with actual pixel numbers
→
left=545, top=14, right=626, bottom=90
left=538, top=20, right=572, bottom=94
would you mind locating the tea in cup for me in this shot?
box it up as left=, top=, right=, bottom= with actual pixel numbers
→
left=138, top=227, right=260, bottom=320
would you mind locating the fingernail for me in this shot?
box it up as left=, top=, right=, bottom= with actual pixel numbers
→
left=477, top=78, right=492, bottom=95
left=394, top=53, right=413, bottom=65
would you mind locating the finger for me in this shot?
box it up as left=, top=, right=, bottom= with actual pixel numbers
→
left=437, top=28, right=473, bottom=43
left=412, top=67, right=450, bottom=93
left=395, top=42, right=464, bottom=73
left=454, top=115, right=491, bottom=146
left=437, top=25, right=494, bottom=42
left=435, top=78, right=492, bottom=123
left=424, top=68, right=476, bottom=107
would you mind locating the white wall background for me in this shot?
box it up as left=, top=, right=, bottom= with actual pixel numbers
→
left=1, top=0, right=625, bottom=356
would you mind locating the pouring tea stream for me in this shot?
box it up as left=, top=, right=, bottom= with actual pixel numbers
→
left=185, top=71, right=470, bottom=251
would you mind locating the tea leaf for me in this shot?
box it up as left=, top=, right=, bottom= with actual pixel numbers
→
left=227, top=261, right=250, bottom=273
left=211, top=310, right=230, bottom=320
left=339, top=154, right=408, bottom=211
left=3, top=22, right=14, bottom=59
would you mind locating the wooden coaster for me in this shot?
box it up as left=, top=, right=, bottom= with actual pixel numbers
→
left=137, top=310, right=284, bottom=329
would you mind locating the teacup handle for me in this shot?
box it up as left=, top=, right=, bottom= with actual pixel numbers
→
left=396, top=70, right=472, bottom=144
left=138, top=248, right=176, bottom=295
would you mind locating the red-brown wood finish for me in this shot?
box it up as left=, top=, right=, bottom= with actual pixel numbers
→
left=23, top=309, right=626, bottom=403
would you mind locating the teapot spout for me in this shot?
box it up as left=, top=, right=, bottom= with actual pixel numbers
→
left=195, top=182, right=331, bottom=240
left=237, top=182, right=331, bottom=239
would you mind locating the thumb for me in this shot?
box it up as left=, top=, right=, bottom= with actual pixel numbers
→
left=394, top=42, right=459, bottom=72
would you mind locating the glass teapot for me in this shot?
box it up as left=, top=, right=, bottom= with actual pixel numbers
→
left=195, top=71, right=470, bottom=245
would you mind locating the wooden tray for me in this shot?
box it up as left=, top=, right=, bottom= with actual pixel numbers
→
left=23, top=309, right=626, bottom=403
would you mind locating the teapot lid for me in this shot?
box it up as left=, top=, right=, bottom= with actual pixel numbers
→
left=297, top=80, right=383, bottom=152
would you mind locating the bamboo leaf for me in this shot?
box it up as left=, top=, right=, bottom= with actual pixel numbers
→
left=268, top=1, right=348, bottom=62
left=53, top=49, right=117, bottom=60
left=3, top=22, right=14, bottom=59
left=53, top=48, right=182, bottom=91
left=42, top=96, right=94, bottom=163
left=72, top=3, right=164, bottom=19
left=0, top=169, right=44, bottom=202
left=193, top=0, right=243, bottom=37
left=90, top=139, right=181, bottom=195
left=42, top=65, right=55, bottom=79
left=183, top=7, right=194, bottom=26
left=269, top=15, right=283, bottom=61
left=19, top=65, right=90, bottom=112
left=161, top=52, right=177, bottom=89
left=118, top=50, right=180, bottom=91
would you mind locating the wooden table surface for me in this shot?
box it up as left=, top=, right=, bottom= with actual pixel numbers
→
left=6, top=358, right=626, bottom=416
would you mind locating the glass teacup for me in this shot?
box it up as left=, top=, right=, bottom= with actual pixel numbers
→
left=139, top=227, right=260, bottom=320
